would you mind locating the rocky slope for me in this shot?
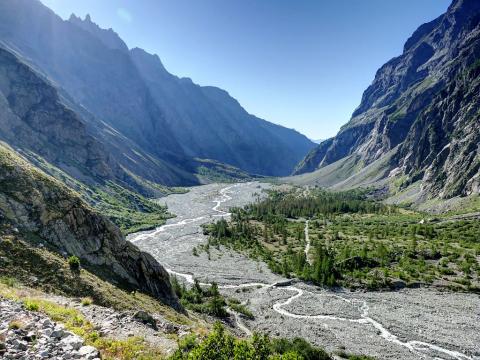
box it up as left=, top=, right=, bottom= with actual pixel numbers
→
left=0, top=298, right=101, bottom=359
left=0, top=45, right=118, bottom=184
left=294, top=0, right=480, bottom=200
left=0, top=0, right=314, bottom=178
left=0, top=143, right=180, bottom=309
left=130, top=48, right=315, bottom=176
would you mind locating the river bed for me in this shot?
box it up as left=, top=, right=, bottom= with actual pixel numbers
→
left=128, top=182, right=480, bottom=360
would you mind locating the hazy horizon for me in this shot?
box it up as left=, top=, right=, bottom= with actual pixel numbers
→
left=41, top=0, right=450, bottom=139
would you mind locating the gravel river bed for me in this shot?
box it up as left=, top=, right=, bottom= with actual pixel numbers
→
left=128, top=182, right=480, bottom=360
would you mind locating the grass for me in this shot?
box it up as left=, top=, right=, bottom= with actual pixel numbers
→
left=8, top=320, right=25, bottom=330
left=0, top=276, right=18, bottom=288
left=24, top=299, right=40, bottom=311
left=81, top=297, right=93, bottom=306
left=14, top=146, right=183, bottom=237
left=193, top=158, right=255, bottom=184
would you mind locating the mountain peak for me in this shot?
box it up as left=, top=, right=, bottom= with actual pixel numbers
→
left=130, top=47, right=170, bottom=77
left=68, top=13, right=128, bottom=52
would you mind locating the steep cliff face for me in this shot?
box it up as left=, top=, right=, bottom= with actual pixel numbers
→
left=0, top=45, right=193, bottom=197
left=68, top=13, right=128, bottom=53
left=295, top=0, right=480, bottom=200
left=0, top=144, right=180, bottom=309
left=0, top=0, right=182, bottom=159
left=0, top=46, right=117, bottom=183
left=130, top=48, right=315, bottom=176
left=0, top=0, right=314, bottom=177
left=293, top=138, right=334, bottom=174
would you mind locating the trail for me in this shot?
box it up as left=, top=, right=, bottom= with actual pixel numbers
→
left=226, top=307, right=253, bottom=337
left=304, top=220, right=312, bottom=265
left=129, top=184, right=473, bottom=360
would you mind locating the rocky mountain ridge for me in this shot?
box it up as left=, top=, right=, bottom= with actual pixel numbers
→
left=294, top=0, right=480, bottom=201
left=0, top=0, right=314, bottom=179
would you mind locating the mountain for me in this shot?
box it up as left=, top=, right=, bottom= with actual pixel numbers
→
left=0, top=42, right=199, bottom=201
left=0, top=0, right=315, bottom=178
left=130, top=48, right=315, bottom=176
left=0, top=0, right=200, bottom=189
left=294, top=0, right=480, bottom=202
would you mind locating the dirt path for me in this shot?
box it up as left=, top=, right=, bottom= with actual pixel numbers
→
left=304, top=220, right=312, bottom=265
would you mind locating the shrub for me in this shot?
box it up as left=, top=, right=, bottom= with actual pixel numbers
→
left=170, top=322, right=333, bottom=359
left=68, top=255, right=81, bottom=270
left=24, top=300, right=40, bottom=311
left=81, top=297, right=93, bottom=306
left=8, top=320, right=24, bottom=330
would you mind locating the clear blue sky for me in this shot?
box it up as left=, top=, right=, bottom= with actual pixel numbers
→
left=41, top=0, right=451, bottom=140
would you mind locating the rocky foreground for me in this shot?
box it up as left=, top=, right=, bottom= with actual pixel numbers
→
left=0, top=298, right=100, bottom=360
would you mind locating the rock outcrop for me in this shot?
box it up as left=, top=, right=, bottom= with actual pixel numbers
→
left=294, top=0, right=480, bottom=200
left=0, top=46, right=116, bottom=183
left=0, top=144, right=180, bottom=309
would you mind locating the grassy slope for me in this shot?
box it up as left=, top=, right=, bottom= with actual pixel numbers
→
left=0, top=230, right=214, bottom=359
left=284, top=148, right=480, bottom=216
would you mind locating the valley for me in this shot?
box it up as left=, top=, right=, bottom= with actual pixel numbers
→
left=128, top=182, right=480, bottom=360
left=0, top=0, right=479, bottom=359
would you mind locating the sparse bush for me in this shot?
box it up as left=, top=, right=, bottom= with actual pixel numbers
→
left=68, top=255, right=81, bottom=270
left=171, top=277, right=229, bottom=318
left=81, top=297, right=93, bottom=306
left=227, top=299, right=254, bottom=319
left=192, top=247, right=199, bottom=256
left=8, top=320, right=24, bottom=330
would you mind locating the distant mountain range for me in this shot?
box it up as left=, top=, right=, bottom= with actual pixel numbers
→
left=0, top=0, right=315, bottom=192
left=294, top=0, right=480, bottom=203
